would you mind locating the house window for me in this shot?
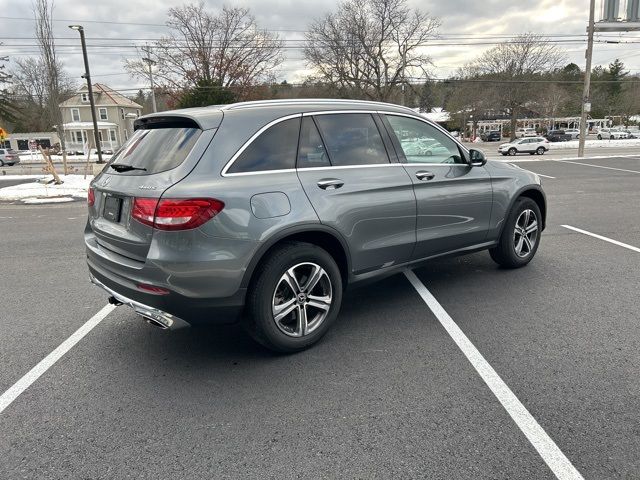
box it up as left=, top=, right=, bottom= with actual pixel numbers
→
left=81, top=93, right=89, bottom=103
left=99, top=108, right=108, bottom=121
left=71, top=108, right=80, bottom=122
left=124, top=130, right=128, bottom=141
left=120, top=108, right=125, bottom=120
left=109, top=130, right=117, bottom=142
left=136, top=109, right=140, bottom=117
left=98, top=131, right=103, bottom=142
left=73, top=131, right=83, bottom=143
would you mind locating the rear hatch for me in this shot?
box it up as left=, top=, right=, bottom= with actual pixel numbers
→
left=88, top=117, right=216, bottom=263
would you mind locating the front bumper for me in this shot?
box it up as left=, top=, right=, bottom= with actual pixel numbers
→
left=90, top=273, right=190, bottom=330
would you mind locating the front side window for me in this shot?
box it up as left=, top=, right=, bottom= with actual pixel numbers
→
left=386, top=115, right=464, bottom=164
left=99, top=108, right=108, bottom=121
left=227, top=117, right=300, bottom=174
left=313, top=113, right=389, bottom=166
left=71, top=108, right=80, bottom=122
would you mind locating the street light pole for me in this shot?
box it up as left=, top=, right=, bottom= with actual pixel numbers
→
left=578, top=0, right=596, bottom=158
left=69, top=25, right=103, bottom=164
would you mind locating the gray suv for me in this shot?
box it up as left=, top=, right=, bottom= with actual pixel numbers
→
left=86, top=99, right=546, bottom=352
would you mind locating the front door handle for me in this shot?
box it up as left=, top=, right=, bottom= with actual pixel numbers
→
left=415, top=171, right=435, bottom=181
left=317, top=179, right=344, bottom=190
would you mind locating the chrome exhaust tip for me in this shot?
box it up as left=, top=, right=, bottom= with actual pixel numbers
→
left=140, top=315, right=169, bottom=330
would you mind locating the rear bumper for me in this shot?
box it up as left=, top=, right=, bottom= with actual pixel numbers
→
left=87, top=259, right=246, bottom=327
left=90, top=274, right=191, bottom=330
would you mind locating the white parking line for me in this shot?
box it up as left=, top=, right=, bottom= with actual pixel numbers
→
left=554, top=160, right=640, bottom=174
left=562, top=225, right=640, bottom=253
left=404, top=270, right=584, bottom=480
left=0, top=304, right=115, bottom=415
left=527, top=171, right=556, bottom=179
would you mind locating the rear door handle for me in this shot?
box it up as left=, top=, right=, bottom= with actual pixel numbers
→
left=415, top=171, right=435, bottom=181
left=317, top=179, right=344, bottom=190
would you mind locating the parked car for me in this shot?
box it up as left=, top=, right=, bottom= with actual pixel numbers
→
left=86, top=99, right=546, bottom=352
left=623, top=129, right=638, bottom=139
left=481, top=131, right=502, bottom=142
left=545, top=130, right=572, bottom=142
left=563, top=128, right=580, bottom=139
left=0, top=148, right=20, bottom=166
left=498, top=137, right=550, bottom=156
left=515, top=128, right=537, bottom=138
left=597, top=128, right=629, bottom=140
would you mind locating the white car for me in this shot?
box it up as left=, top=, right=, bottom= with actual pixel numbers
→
left=597, top=128, right=629, bottom=140
left=498, top=137, right=550, bottom=156
left=515, top=128, right=537, bottom=138
left=563, top=128, right=580, bottom=139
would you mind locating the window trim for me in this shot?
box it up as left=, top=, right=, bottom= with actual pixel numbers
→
left=71, top=108, right=80, bottom=122
left=220, top=110, right=471, bottom=177
left=99, top=107, right=108, bottom=121
left=221, top=113, right=302, bottom=176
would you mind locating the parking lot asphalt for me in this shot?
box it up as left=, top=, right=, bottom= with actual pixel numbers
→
left=0, top=155, right=639, bottom=479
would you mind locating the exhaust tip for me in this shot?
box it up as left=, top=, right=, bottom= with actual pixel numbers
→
left=108, top=296, right=123, bottom=306
left=141, top=315, right=169, bottom=330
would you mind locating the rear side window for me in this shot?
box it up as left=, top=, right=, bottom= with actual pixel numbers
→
left=227, top=118, right=300, bottom=174
left=108, top=127, right=201, bottom=175
left=313, top=113, right=389, bottom=166
left=297, top=117, right=330, bottom=169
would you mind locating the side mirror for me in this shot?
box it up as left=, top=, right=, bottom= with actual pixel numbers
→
left=469, top=149, right=487, bottom=166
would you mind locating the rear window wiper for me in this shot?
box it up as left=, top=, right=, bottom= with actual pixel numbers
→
left=109, top=163, right=147, bottom=172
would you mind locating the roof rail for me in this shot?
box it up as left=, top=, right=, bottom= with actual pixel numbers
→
left=218, top=98, right=416, bottom=113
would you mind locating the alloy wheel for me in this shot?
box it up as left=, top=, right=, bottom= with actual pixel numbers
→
left=272, top=262, right=332, bottom=337
left=513, top=209, right=538, bottom=258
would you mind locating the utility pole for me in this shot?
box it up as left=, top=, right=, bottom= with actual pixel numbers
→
left=578, top=0, right=596, bottom=158
left=142, top=44, right=157, bottom=113
left=69, top=25, right=103, bottom=164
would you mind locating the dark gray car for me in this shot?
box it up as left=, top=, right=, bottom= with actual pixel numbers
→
left=86, top=99, right=546, bottom=352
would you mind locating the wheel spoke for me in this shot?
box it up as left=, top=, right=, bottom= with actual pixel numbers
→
left=522, top=209, right=530, bottom=228
left=515, top=235, right=524, bottom=255
left=273, top=298, right=296, bottom=322
left=525, top=221, right=538, bottom=234
left=283, top=268, right=302, bottom=294
left=295, top=305, right=308, bottom=336
left=523, top=235, right=533, bottom=253
left=303, top=264, right=324, bottom=293
left=307, top=294, right=331, bottom=312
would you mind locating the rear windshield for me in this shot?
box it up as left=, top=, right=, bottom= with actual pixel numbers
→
left=107, top=127, right=201, bottom=175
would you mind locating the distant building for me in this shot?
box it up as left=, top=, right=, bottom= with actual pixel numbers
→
left=58, top=83, right=142, bottom=153
left=2, top=131, right=60, bottom=151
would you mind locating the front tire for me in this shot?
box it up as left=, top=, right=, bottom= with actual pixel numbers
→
left=245, top=242, right=343, bottom=353
left=489, top=197, right=542, bottom=268
left=508, top=148, right=517, bottom=156
left=597, top=134, right=602, bottom=140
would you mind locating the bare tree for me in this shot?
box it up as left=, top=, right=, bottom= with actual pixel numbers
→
left=469, top=33, right=565, bottom=140
left=10, top=57, right=74, bottom=132
left=125, top=3, right=283, bottom=101
left=0, top=52, right=17, bottom=124
left=33, top=0, right=68, bottom=156
left=304, top=0, right=440, bottom=102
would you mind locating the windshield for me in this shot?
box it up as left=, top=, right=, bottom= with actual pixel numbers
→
left=107, top=127, right=201, bottom=175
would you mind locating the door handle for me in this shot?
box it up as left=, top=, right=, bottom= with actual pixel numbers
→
left=415, top=171, right=435, bottom=181
left=317, top=179, right=344, bottom=190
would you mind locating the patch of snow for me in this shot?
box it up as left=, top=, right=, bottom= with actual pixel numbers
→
left=0, top=174, right=93, bottom=203
left=548, top=138, right=640, bottom=150
left=23, top=197, right=75, bottom=204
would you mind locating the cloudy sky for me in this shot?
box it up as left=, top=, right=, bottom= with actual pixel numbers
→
left=1, top=0, right=639, bottom=94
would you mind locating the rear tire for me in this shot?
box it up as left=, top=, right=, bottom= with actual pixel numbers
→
left=244, top=242, right=343, bottom=353
left=536, top=147, right=545, bottom=155
left=597, top=134, right=602, bottom=140
left=0, top=160, right=4, bottom=166
left=489, top=197, right=542, bottom=269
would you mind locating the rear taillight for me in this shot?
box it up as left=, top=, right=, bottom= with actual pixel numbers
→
left=87, top=187, right=95, bottom=206
left=131, top=197, right=224, bottom=231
